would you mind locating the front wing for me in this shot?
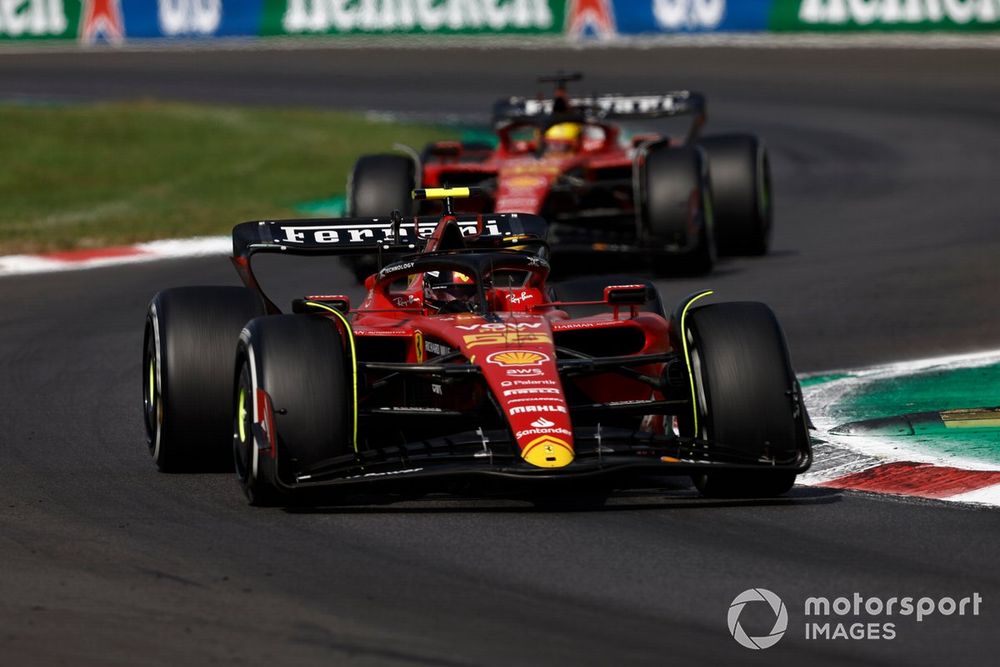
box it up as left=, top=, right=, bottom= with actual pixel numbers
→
left=269, top=425, right=812, bottom=495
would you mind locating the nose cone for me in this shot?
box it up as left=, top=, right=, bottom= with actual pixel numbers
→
left=521, top=435, right=574, bottom=468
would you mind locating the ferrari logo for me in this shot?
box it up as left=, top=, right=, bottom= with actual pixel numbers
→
left=521, top=435, right=574, bottom=468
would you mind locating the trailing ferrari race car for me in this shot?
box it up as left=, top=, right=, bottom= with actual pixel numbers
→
left=348, top=73, right=773, bottom=279
left=142, top=188, right=810, bottom=506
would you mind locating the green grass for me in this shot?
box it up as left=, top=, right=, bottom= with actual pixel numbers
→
left=0, top=101, right=455, bottom=254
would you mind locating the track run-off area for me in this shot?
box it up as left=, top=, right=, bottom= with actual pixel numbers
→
left=1, top=46, right=999, bottom=666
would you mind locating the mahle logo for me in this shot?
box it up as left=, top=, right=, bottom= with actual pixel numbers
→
left=728, top=589, right=788, bottom=650
left=283, top=0, right=555, bottom=34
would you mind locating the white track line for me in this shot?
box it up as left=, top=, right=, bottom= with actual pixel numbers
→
left=0, top=236, right=229, bottom=278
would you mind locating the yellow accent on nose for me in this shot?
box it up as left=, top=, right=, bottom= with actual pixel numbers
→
left=521, top=436, right=574, bottom=469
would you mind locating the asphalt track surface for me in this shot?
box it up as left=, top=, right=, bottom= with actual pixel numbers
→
left=1, top=47, right=999, bottom=666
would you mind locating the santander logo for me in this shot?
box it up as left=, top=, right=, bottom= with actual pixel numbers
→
left=531, top=417, right=556, bottom=428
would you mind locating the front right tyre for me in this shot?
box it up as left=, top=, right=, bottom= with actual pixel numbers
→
left=234, top=314, right=354, bottom=505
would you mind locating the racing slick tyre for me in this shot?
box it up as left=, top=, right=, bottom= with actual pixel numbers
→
left=548, top=276, right=666, bottom=318
left=698, top=134, right=772, bottom=256
left=143, top=286, right=265, bottom=473
left=642, top=144, right=715, bottom=276
left=346, top=154, right=416, bottom=283
left=679, top=302, right=809, bottom=498
left=234, top=315, right=353, bottom=505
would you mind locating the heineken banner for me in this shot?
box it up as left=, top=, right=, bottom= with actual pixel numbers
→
left=770, top=0, right=1000, bottom=32
left=1, top=0, right=998, bottom=43
left=263, top=0, right=566, bottom=36
left=569, top=0, right=1000, bottom=37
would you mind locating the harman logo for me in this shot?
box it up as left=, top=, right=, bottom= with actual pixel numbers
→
left=282, top=0, right=554, bottom=34
left=728, top=589, right=788, bottom=650
left=487, top=350, right=550, bottom=367
left=799, top=0, right=1000, bottom=25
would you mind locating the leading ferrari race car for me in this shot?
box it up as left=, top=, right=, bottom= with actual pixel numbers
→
left=142, top=188, right=810, bottom=506
left=348, top=73, right=773, bottom=281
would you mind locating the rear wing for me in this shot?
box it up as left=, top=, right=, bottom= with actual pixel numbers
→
left=232, top=213, right=548, bottom=259
left=492, top=92, right=707, bottom=127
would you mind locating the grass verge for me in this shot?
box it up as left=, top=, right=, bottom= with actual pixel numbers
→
left=0, top=100, right=455, bottom=254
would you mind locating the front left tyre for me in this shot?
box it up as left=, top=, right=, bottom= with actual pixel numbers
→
left=143, top=286, right=265, bottom=472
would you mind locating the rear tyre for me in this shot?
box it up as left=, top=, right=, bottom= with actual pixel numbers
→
left=642, top=145, right=715, bottom=276
left=346, top=154, right=416, bottom=283
left=143, top=286, right=264, bottom=472
left=678, top=302, right=808, bottom=498
left=699, top=134, right=772, bottom=256
left=234, top=315, right=353, bottom=505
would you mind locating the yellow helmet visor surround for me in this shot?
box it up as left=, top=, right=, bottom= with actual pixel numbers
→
left=544, top=122, right=583, bottom=143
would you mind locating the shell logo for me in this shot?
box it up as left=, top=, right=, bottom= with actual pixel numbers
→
left=486, top=350, right=551, bottom=367
left=521, top=435, right=574, bottom=468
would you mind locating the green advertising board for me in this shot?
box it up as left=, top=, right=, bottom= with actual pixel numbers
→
left=0, top=0, right=80, bottom=40
left=771, top=0, right=1000, bottom=31
left=261, top=0, right=566, bottom=36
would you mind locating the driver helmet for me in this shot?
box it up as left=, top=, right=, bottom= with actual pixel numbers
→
left=544, top=122, right=583, bottom=153
left=423, top=270, right=478, bottom=312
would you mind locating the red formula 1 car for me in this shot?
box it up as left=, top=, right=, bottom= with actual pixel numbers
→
left=142, top=189, right=809, bottom=506
left=347, top=73, right=773, bottom=281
